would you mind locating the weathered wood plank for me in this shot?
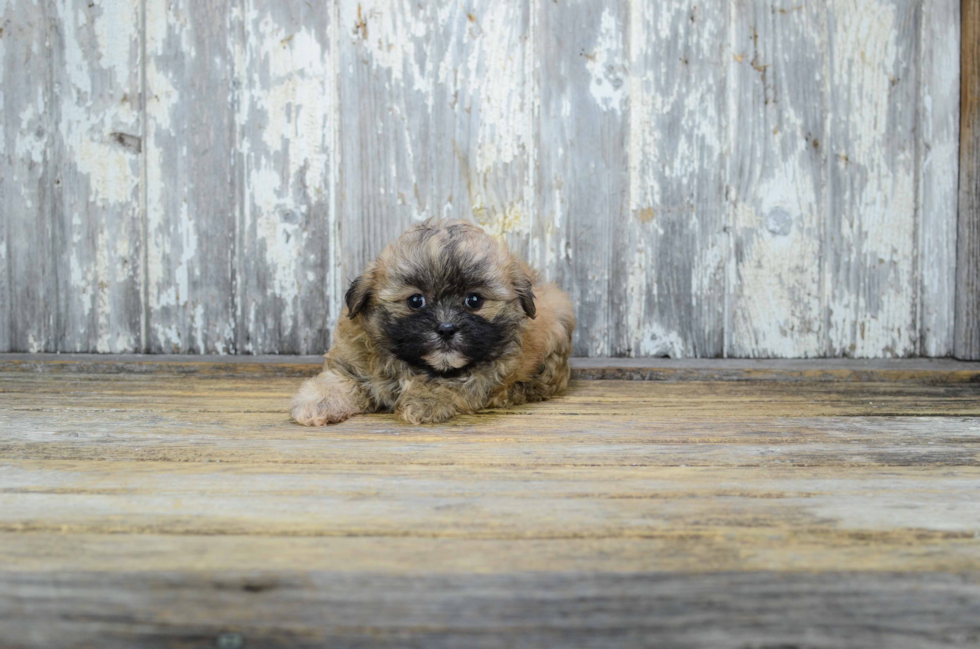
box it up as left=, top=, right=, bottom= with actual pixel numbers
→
left=4, top=530, right=980, bottom=574
left=2, top=375, right=980, bottom=462
left=728, top=0, right=826, bottom=357
left=0, top=2, right=11, bottom=352
left=2, top=367, right=980, bottom=644
left=1, top=0, right=58, bottom=352
left=826, top=0, right=919, bottom=358
left=627, top=0, right=727, bottom=358
left=144, top=0, right=237, bottom=353
left=2, top=571, right=979, bottom=648
left=4, top=459, right=980, bottom=538
left=918, top=0, right=961, bottom=356
left=51, top=0, right=143, bottom=353
left=535, top=0, right=629, bottom=356
left=236, top=1, right=337, bottom=354
left=2, top=354, right=980, bottom=382
left=336, top=0, right=530, bottom=300
left=956, top=0, right=980, bottom=359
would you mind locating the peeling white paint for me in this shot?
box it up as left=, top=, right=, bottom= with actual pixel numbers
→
left=57, top=1, right=140, bottom=206
left=625, top=0, right=728, bottom=357
left=827, top=0, right=917, bottom=357
left=49, top=0, right=143, bottom=353
left=15, top=99, right=46, bottom=165
left=2, top=0, right=962, bottom=357
left=586, top=9, right=626, bottom=114
left=238, top=4, right=338, bottom=351
left=917, top=0, right=961, bottom=356
left=729, top=20, right=825, bottom=364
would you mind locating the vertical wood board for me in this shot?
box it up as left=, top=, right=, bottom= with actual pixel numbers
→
left=535, top=0, right=630, bottom=356
left=728, top=0, right=827, bottom=358
left=144, top=0, right=237, bottom=353
left=236, top=0, right=337, bottom=354
left=918, top=0, right=960, bottom=356
left=955, top=0, right=980, bottom=359
left=825, top=0, right=919, bottom=358
left=1, top=0, right=58, bottom=352
left=627, top=0, right=729, bottom=358
left=50, top=0, right=143, bottom=353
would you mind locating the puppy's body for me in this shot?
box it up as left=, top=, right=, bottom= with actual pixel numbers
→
left=292, top=220, right=574, bottom=425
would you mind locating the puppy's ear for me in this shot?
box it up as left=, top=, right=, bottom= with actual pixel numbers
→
left=513, top=268, right=536, bottom=319
left=345, top=266, right=375, bottom=318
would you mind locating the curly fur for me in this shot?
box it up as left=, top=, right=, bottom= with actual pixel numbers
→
left=291, top=220, right=575, bottom=425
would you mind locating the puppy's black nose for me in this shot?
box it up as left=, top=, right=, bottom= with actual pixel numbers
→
left=437, top=322, right=458, bottom=339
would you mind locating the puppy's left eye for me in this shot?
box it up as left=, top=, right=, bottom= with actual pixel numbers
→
left=464, top=293, right=484, bottom=310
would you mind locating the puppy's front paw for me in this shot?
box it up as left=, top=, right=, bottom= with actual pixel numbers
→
left=291, top=374, right=361, bottom=426
left=291, top=398, right=354, bottom=426
left=396, top=398, right=458, bottom=425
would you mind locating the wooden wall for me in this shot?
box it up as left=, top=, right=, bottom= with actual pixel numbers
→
left=0, top=0, right=963, bottom=357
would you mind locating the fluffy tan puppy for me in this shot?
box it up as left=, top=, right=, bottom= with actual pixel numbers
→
left=291, top=219, right=574, bottom=425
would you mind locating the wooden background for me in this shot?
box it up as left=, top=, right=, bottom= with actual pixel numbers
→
left=0, top=0, right=965, bottom=358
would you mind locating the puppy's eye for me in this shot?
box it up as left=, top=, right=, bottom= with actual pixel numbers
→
left=407, top=294, right=426, bottom=309
left=464, top=293, right=484, bottom=310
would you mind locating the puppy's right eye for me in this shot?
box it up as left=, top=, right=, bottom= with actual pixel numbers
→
left=407, top=294, right=426, bottom=309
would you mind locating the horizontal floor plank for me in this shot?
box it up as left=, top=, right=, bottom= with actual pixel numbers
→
left=0, top=462, right=978, bottom=545
left=3, top=571, right=979, bottom=649
left=3, top=531, right=979, bottom=574
left=1, top=354, right=978, bottom=382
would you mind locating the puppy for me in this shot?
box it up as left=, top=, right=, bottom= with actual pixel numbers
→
left=291, top=219, right=575, bottom=425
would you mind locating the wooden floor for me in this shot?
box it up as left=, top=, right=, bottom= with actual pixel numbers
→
left=1, top=357, right=980, bottom=648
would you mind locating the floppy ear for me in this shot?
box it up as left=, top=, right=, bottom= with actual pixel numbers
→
left=345, top=266, right=375, bottom=318
left=513, top=269, right=536, bottom=319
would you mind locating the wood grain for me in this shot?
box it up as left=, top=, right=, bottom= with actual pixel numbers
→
left=236, top=0, right=338, bottom=354
left=826, top=0, right=920, bottom=358
left=628, top=0, right=727, bottom=358
left=956, top=0, right=980, bottom=359
left=1, top=366, right=979, bottom=645
left=337, top=0, right=530, bottom=297
left=2, top=353, right=979, bottom=382
left=3, top=572, right=980, bottom=648
left=0, top=2, right=967, bottom=358
left=2, top=0, right=58, bottom=352
left=535, top=0, right=629, bottom=357
left=728, top=0, right=826, bottom=357
left=144, top=0, right=237, bottom=353
left=919, top=0, right=961, bottom=356
left=50, top=0, right=144, bottom=353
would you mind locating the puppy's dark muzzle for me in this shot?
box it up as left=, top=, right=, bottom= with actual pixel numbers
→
left=437, top=322, right=458, bottom=340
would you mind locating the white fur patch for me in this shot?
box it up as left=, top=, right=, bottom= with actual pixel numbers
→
left=422, top=350, right=469, bottom=371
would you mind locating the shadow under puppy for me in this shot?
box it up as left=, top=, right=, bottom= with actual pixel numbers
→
left=292, top=220, right=575, bottom=425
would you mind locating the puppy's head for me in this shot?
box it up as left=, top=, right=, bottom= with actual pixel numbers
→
left=345, top=220, right=535, bottom=375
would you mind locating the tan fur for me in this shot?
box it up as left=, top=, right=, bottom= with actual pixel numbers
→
left=291, top=220, right=575, bottom=425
